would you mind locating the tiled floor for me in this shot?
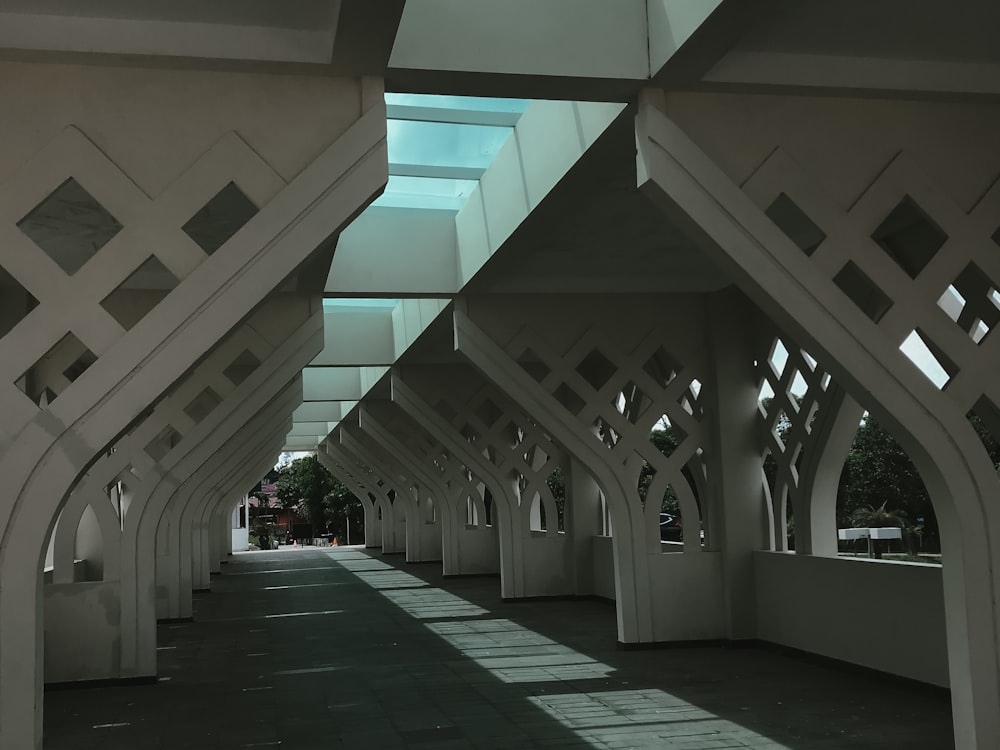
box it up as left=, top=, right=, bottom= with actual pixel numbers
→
left=44, top=547, right=954, bottom=749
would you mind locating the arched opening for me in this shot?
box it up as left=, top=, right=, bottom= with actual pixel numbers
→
left=74, top=504, right=105, bottom=582
left=836, top=413, right=943, bottom=561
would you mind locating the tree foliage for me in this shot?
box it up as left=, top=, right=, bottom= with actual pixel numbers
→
left=274, top=455, right=361, bottom=540
left=837, top=413, right=1000, bottom=554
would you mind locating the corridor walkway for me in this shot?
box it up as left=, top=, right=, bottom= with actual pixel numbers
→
left=45, top=548, right=954, bottom=749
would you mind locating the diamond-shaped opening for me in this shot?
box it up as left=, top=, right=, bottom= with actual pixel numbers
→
left=475, top=397, right=504, bottom=428
left=680, top=380, right=702, bottom=418
left=183, top=387, right=222, bottom=424
left=820, top=372, right=831, bottom=390
left=678, top=391, right=695, bottom=416
left=0, top=266, right=39, bottom=339
left=594, top=416, right=620, bottom=449
left=145, top=424, right=182, bottom=463
left=576, top=348, right=617, bottom=391
left=833, top=261, right=893, bottom=322
left=801, top=350, right=817, bottom=371
left=616, top=381, right=651, bottom=425
left=18, top=178, right=123, bottom=275
left=16, top=332, right=97, bottom=406
left=757, top=378, right=776, bottom=415
left=872, top=196, right=947, bottom=279
left=766, top=192, right=826, bottom=256
left=223, top=349, right=261, bottom=386
left=100, top=255, right=179, bottom=330
left=553, top=382, right=586, bottom=416
left=788, top=370, right=809, bottom=403
left=182, top=182, right=258, bottom=255
left=642, top=346, right=680, bottom=389
left=768, top=339, right=789, bottom=378
left=899, top=329, right=956, bottom=389
left=651, top=419, right=686, bottom=459
left=939, top=262, right=1000, bottom=345
left=516, top=347, right=550, bottom=383
left=773, top=408, right=791, bottom=447
left=459, top=423, right=480, bottom=443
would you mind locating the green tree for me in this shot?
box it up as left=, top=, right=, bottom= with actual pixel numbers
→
left=275, top=455, right=358, bottom=539
left=838, top=415, right=935, bottom=551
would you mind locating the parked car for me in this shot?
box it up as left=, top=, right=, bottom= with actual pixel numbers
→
left=659, top=513, right=682, bottom=542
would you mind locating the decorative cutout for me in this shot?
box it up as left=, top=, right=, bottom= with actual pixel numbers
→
left=899, top=330, right=955, bottom=389
left=144, top=424, right=181, bottom=462
left=768, top=339, right=788, bottom=378
left=642, top=346, right=680, bottom=388
left=100, top=255, right=179, bottom=330
left=183, top=387, right=222, bottom=424
left=18, top=178, right=122, bottom=274
left=223, top=349, right=261, bottom=386
left=577, top=349, right=617, bottom=391
left=938, top=262, right=1000, bottom=345
left=766, top=193, right=826, bottom=256
left=871, top=196, right=947, bottom=279
left=833, top=261, right=893, bottom=322
left=16, top=332, right=97, bottom=406
left=182, top=182, right=258, bottom=255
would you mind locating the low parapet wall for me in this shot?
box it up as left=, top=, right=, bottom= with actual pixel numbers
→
left=754, top=551, right=948, bottom=687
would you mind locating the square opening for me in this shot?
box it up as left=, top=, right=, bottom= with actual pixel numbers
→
left=182, top=182, right=258, bottom=255
left=576, top=349, right=617, bottom=391
left=871, top=196, right=947, bottom=279
left=18, top=178, right=123, bottom=275
left=766, top=193, right=826, bottom=256
left=100, top=255, right=179, bottom=330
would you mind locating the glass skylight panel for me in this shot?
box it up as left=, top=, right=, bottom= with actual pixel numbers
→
left=372, top=176, right=477, bottom=211
left=387, top=119, right=513, bottom=178
left=322, top=298, right=399, bottom=309
left=385, top=94, right=529, bottom=126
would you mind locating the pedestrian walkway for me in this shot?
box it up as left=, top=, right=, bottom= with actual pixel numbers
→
left=44, top=547, right=954, bottom=749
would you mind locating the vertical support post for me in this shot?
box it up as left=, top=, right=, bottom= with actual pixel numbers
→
left=705, top=289, right=768, bottom=640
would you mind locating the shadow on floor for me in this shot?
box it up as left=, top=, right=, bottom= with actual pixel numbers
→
left=44, top=546, right=953, bottom=749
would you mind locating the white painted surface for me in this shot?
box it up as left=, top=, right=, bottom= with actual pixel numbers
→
left=522, top=533, right=572, bottom=597
left=647, top=550, right=725, bottom=641
left=592, top=535, right=615, bottom=599
left=391, top=0, right=648, bottom=79
left=44, top=582, right=121, bottom=683
left=754, top=551, right=947, bottom=686
left=231, top=526, right=249, bottom=552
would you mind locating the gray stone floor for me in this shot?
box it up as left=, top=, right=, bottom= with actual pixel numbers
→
left=45, top=547, right=954, bottom=749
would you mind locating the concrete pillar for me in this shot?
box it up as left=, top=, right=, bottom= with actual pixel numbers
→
left=704, top=289, right=769, bottom=640
left=636, top=94, right=1000, bottom=747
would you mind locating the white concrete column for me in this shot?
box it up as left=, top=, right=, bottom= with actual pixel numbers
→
left=391, top=372, right=523, bottom=597
left=704, top=288, right=770, bottom=640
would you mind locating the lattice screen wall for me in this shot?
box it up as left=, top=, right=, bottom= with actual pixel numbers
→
left=463, top=296, right=711, bottom=552
left=49, top=300, right=309, bottom=582
left=743, top=145, right=1000, bottom=539
left=0, top=126, right=286, bottom=448
left=415, top=373, right=571, bottom=536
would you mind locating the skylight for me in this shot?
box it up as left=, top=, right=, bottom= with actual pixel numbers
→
left=373, top=93, right=531, bottom=211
